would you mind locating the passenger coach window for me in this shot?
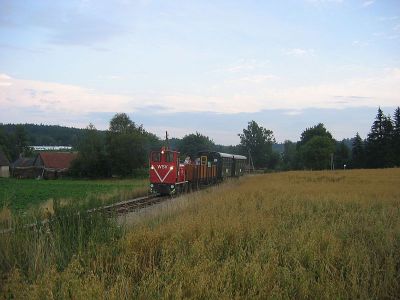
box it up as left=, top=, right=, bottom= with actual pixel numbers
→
left=165, top=151, right=174, bottom=162
left=151, top=152, right=161, bottom=162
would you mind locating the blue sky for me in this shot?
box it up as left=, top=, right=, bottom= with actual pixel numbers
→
left=0, top=0, right=399, bottom=144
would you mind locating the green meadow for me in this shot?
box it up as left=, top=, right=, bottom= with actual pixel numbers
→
left=0, top=178, right=148, bottom=212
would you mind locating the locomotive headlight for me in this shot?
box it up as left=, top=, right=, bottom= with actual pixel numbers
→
left=151, top=165, right=154, bottom=170
left=171, top=185, right=175, bottom=189
left=161, top=150, right=164, bottom=154
left=170, top=166, right=174, bottom=170
left=150, top=184, right=154, bottom=187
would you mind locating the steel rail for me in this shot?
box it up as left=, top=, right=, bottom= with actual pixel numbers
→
left=100, top=194, right=170, bottom=216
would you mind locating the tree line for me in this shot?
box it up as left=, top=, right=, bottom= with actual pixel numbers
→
left=352, top=107, right=400, bottom=168
left=71, top=116, right=248, bottom=178
left=244, top=107, right=400, bottom=170
left=69, top=113, right=161, bottom=178
left=0, top=125, right=33, bottom=161
left=1, top=107, right=399, bottom=177
left=0, top=123, right=84, bottom=149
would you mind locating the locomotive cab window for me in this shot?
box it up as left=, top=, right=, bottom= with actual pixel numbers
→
left=165, top=151, right=174, bottom=162
left=151, top=152, right=161, bottom=162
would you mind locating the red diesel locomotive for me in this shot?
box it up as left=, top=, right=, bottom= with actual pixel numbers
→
left=149, top=146, right=247, bottom=195
left=149, top=147, right=186, bottom=195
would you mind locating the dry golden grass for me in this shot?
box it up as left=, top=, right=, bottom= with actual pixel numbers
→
left=1, top=169, right=400, bottom=299
left=0, top=206, right=12, bottom=229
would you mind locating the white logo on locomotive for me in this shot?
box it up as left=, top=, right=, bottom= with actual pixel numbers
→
left=157, top=165, right=168, bottom=170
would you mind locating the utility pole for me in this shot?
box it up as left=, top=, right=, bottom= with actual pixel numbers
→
left=248, top=149, right=255, bottom=173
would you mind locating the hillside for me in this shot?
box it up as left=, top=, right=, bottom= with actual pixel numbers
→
left=0, top=123, right=89, bottom=147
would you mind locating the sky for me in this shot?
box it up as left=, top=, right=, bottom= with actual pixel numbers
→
left=0, top=0, right=399, bottom=145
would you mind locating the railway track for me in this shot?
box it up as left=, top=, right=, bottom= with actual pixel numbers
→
left=0, top=193, right=171, bottom=234
left=91, top=194, right=170, bottom=216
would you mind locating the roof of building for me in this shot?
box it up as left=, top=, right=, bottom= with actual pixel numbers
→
left=38, top=152, right=78, bottom=170
left=12, top=157, right=35, bottom=168
left=0, top=150, right=10, bottom=166
left=233, top=154, right=247, bottom=160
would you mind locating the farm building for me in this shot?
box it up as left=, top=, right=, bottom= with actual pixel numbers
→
left=34, top=152, right=78, bottom=179
left=11, top=152, right=77, bottom=179
left=0, top=150, right=10, bottom=178
left=11, top=157, right=37, bottom=178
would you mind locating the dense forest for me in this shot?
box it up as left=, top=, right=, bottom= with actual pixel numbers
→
left=0, top=124, right=89, bottom=147
left=1, top=106, right=399, bottom=177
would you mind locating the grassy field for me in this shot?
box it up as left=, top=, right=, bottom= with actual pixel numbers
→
left=1, top=169, right=399, bottom=299
left=0, top=178, right=149, bottom=212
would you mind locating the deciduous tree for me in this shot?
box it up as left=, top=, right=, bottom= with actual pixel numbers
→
left=297, top=123, right=335, bottom=170
left=179, top=132, right=214, bottom=158
left=300, top=136, right=335, bottom=170
left=70, top=124, right=110, bottom=178
left=282, top=140, right=297, bottom=170
left=107, top=113, right=146, bottom=177
left=239, top=120, right=275, bottom=168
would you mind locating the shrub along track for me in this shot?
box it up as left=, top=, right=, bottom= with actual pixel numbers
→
left=0, top=193, right=172, bottom=234
left=1, top=179, right=227, bottom=234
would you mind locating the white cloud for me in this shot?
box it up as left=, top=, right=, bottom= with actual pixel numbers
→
left=105, top=75, right=123, bottom=80
left=352, top=40, right=369, bottom=47
left=285, top=48, right=314, bottom=57
left=212, top=59, right=269, bottom=74
left=0, top=74, right=12, bottom=80
left=1, top=69, right=399, bottom=119
left=228, top=74, right=280, bottom=84
left=362, top=0, right=375, bottom=7
left=0, top=74, right=12, bottom=86
left=264, top=68, right=400, bottom=110
left=378, top=16, right=398, bottom=22
left=0, top=75, right=134, bottom=114
left=284, top=110, right=303, bottom=116
left=225, top=61, right=257, bottom=73
left=95, top=75, right=125, bottom=82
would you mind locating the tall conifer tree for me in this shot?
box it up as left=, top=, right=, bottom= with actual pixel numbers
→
left=393, top=107, right=400, bottom=165
left=365, top=107, right=396, bottom=168
left=382, top=115, right=394, bottom=166
left=366, top=108, right=386, bottom=168
left=351, top=133, right=365, bottom=168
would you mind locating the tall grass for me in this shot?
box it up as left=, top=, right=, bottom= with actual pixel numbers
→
left=1, top=169, right=399, bottom=298
left=0, top=202, right=122, bottom=299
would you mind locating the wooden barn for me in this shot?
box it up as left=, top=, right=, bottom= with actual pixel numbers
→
left=0, top=150, right=10, bottom=178
left=11, top=157, right=37, bottom=178
left=11, top=152, right=77, bottom=179
left=34, top=152, right=78, bottom=179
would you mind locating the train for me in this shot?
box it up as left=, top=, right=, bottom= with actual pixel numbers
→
left=149, top=146, right=247, bottom=195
